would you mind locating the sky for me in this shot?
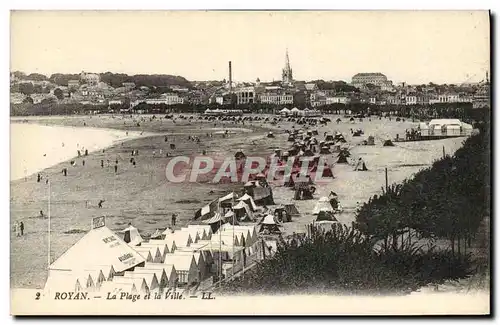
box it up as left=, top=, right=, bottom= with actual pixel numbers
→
left=10, top=10, right=490, bottom=84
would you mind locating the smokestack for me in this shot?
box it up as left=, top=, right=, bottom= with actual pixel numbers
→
left=229, top=61, right=232, bottom=93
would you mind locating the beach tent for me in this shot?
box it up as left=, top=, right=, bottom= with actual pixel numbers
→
left=252, top=187, right=275, bottom=206
left=121, top=225, right=144, bottom=246
left=49, top=226, right=146, bottom=274
left=123, top=272, right=160, bottom=292
left=174, top=251, right=210, bottom=281
left=133, top=247, right=155, bottom=263
left=280, top=107, right=291, bottom=114
left=258, top=214, right=282, bottom=234
left=163, top=230, right=194, bottom=248
left=187, top=225, right=212, bottom=240
left=129, top=268, right=168, bottom=291
left=180, top=227, right=202, bottom=243
left=147, top=239, right=176, bottom=254
left=316, top=210, right=338, bottom=222
left=90, top=265, right=116, bottom=281
left=232, top=201, right=254, bottom=222
left=219, top=192, right=236, bottom=206
left=100, top=281, right=137, bottom=294
left=312, top=197, right=334, bottom=215
left=137, top=245, right=164, bottom=263
left=291, top=107, right=300, bottom=116
left=44, top=270, right=85, bottom=293
left=180, top=243, right=214, bottom=265
left=237, top=193, right=259, bottom=211
left=309, top=164, right=334, bottom=178
left=163, top=254, right=199, bottom=286
left=216, top=233, right=242, bottom=247
left=221, top=224, right=258, bottom=247
left=142, top=263, right=178, bottom=288
left=284, top=203, right=301, bottom=219
left=112, top=277, right=150, bottom=294
left=82, top=269, right=107, bottom=290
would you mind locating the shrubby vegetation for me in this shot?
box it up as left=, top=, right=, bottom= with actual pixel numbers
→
left=221, top=125, right=489, bottom=295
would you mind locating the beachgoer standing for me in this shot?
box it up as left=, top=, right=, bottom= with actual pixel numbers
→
left=98, top=200, right=104, bottom=208
left=19, top=221, right=24, bottom=236
left=37, top=174, right=41, bottom=183
left=101, top=160, right=104, bottom=168
left=171, top=213, right=177, bottom=227
left=114, top=164, right=118, bottom=174
left=85, top=149, right=88, bottom=156
left=82, top=160, right=85, bottom=166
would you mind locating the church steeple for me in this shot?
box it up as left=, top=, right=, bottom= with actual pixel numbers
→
left=282, top=48, right=293, bottom=86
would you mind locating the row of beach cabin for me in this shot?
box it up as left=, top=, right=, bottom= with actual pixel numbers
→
left=44, top=222, right=261, bottom=295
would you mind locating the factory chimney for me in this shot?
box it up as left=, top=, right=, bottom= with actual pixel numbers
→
left=228, top=61, right=232, bottom=93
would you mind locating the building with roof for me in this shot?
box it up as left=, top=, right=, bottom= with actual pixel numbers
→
left=352, top=73, right=392, bottom=89
left=259, top=92, right=293, bottom=105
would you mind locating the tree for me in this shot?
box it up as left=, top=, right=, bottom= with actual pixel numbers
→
left=18, top=83, right=34, bottom=96
left=22, top=96, right=33, bottom=104
left=54, top=88, right=64, bottom=100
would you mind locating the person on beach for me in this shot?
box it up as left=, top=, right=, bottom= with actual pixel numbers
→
left=37, top=173, right=41, bottom=183
left=114, top=164, right=118, bottom=174
left=101, top=160, right=104, bottom=168
left=14, top=221, right=20, bottom=237
left=77, top=150, right=81, bottom=157
left=19, top=221, right=24, bottom=236
left=39, top=210, right=44, bottom=218
left=98, top=200, right=105, bottom=208
left=171, top=213, right=177, bottom=227
left=82, top=160, right=85, bottom=166
left=85, top=149, right=88, bottom=156
left=62, top=168, right=67, bottom=176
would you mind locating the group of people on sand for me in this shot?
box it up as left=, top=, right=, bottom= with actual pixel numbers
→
left=13, top=221, right=25, bottom=237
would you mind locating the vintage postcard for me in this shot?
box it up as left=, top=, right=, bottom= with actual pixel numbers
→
left=10, top=10, right=490, bottom=315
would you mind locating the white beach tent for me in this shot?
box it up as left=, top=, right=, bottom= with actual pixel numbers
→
left=232, top=201, right=254, bottom=221
left=220, top=225, right=254, bottom=247
left=49, top=226, right=146, bottom=274
left=142, top=263, right=178, bottom=288
left=237, top=193, right=259, bottom=211
left=291, top=107, right=301, bottom=116
left=174, top=251, right=209, bottom=280
left=135, top=246, right=163, bottom=263
left=223, top=225, right=259, bottom=246
left=122, top=272, right=160, bottom=292
left=100, top=281, right=137, bottom=294
left=82, top=269, right=107, bottom=290
left=187, top=225, right=213, bottom=240
left=312, top=197, right=334, bottom=215
left=140, top=243, right=168, bottom=263
left=91, top=265, right=116, bottom=281
left=128, top=268, right=168, bottom=291
left=112, top=277, right=150, bottom=294
left=163, top=253, right=199, bottom=285
left=147, top=238, right=177, bottom=254
left=44, top=270, right=84, bottom=293
left=181, top=227, right=202, bottom=243
left=163, top=230, right=194, bottom=248
left=177, top=243, right=214, bottom=266
left=120, top=225, right=144, bottom=246
left=132, top=248, right=155, bottom=263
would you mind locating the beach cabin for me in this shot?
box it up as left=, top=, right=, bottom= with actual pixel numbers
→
left=47, top=226, right=146, bottom=285
left=147, top=238, right=177, bottom=254
left=140, top=243, right=168, bottom=263
left=291, top=107, right=301, bottom=117
left=100, top=281, right=137, bottom=294
left=428, top=119, right=462, bottom=137
left=129, top=268, right=168, bottom=291
left=181, top=227, right=202, bottom=243
left=142, top=263, right=178, bottom=289
left=163, top=254, right=199, bottom=286
left=140, top=246, right=163, bottom=263
left=187, top=225, right=213, bottom=240
left=174, top=251, right=210, bottom=281
left=112, top=277, right=149, bottom=294
left=44, top=271, right=85, bottom=293
left=178, top=243, right=214, bottom=267
left=163, top=230, right=193, bottom=249
left=133, top=248, right=155, bottom=263
left=123, top=272, right=160, bottom=293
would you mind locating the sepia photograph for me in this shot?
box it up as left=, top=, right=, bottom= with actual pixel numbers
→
left=9, top=10, right=491, bottom=315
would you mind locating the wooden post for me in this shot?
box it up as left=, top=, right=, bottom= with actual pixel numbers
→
left=385, top=167, right=388, bottom=191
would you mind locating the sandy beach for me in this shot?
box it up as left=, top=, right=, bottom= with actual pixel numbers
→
left=10, top=114, right=467, bottom=289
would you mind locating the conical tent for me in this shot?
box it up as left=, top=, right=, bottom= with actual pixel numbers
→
left=121, top=225, right=143, bottom=246
left=312, top=197, right=334, bottom=215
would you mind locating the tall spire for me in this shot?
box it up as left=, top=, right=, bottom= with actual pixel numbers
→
left=285, top=48, right=290, bottom=70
